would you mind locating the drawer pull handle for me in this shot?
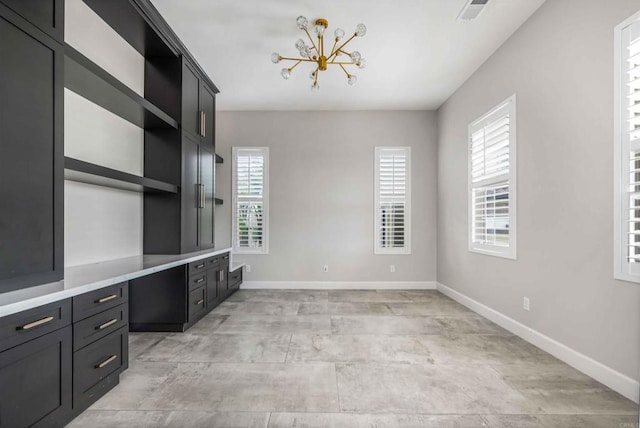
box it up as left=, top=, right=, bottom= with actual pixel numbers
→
left=96, top=294, right=117, bottom=304
left=96, top=318, right=118, bottom=330
left=18, top=316, right=54, bottom=331
left=195, top=278, right=205, bottom=284
left=223, top=256, right=229, bottom=260
left=195, top=263, right=205, bottom=269
left=195, top=299, right=204, bottom=305
left=95, top=355, right=117, bottom=369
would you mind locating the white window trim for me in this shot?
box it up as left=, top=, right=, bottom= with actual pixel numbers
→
left=374, top=146, right=412, bottom=255
left=468, top=94, right=517, bottom=260
left=232, top=147, right=269, bottom=254
left=614, top=10, right=640, bottom=283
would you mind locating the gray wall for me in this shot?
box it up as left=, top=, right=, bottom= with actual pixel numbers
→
left=216, top=111, right=437, bottom=283
left=437, top=0, right=640, bottom=380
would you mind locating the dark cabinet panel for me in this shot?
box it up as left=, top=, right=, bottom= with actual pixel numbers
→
left=188, top=286, right=206, bottom=324
left=206, top=271, right=219, bottom=307
left=0, top=0, right=63, bottom=42
left=73, top=304, right=129, bottom=351
left=0, top=7, right=63, bottom=293
left=181, top=135, right=200, bottom=253
left=200, top=146, right=215, bottom=248
left=182, top=60, right=200, bottom=139
left=0, top=325, right=72, bottom=428
left=199, top=83, right=215, bottom=149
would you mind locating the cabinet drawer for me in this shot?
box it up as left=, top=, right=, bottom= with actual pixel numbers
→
left=188, top=286, right=206, bottom=323
left=74, top=326, right=128, bottom=405
left=229, top=268, right=242, bottom=286
left=0, top=299, right=71, bottom=352
left=73, top=282, right=128, bottom=322
left=73, top=304, right=129, bottom=351
left=188, top=272, right=206, bottom=291
left=206, top=255, right=220, bottom=268
left=220, top=253, right=230, bottom=265
left=188, top=259, right=207, bottom=275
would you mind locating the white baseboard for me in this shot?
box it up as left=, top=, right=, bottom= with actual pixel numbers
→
left=437, top=282, right=640, bottom=404
left=240, top=281, right=436, bottom=290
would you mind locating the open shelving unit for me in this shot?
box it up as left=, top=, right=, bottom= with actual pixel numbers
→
left=65, top=46, right=178, bottom=130
left=64, top=157, right=178, bottom=194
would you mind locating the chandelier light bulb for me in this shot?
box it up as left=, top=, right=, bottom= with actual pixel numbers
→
left=271, top=52, right=281, bottom=64
left=314, top=24, right=325, bottom=36
left=300, top=49, right=309, bottom=58
left=281, top=68, right=291, bottom=80
left=348, top=75, right=358, bottom=86
left=295, top=39, right=306, bottom=51
left=334, top=28, right=345, bottom=40
left=296, top=16, right=308, bottom=30
left=311, top=82, right=320, bottom=92
left=355, top=23, right=367, bottom=37
left=357, top=58, right=366, bottom=69
left=350, top=51, right=361, bottom=63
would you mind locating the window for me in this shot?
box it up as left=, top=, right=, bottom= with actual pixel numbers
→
left=615, top=10, right=640, bottom=282
left=468, top=95, right=517, bottom=259
left=232, top=147, right=269, bottom=254
left=375, top=147, right=411, bottom=254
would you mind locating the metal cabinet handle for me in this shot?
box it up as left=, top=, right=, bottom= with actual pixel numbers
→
left=203, top=112, right=206, bottom=137
left=96, top=319, right=118, bottom=330
left=195, top=299, right=204, bottom=305
left=95, top=355, right=117, bottom=369
left=201, top=184, right=206, bottom=208
left=219, top=270, right=224, bottom=282
left=17, top=316, right=54, bottom=331
left=195, top=277, right=204, bottom=284
left=195, top=263, right=205, bottom=269
left=96, top=294, right=117, bottom=304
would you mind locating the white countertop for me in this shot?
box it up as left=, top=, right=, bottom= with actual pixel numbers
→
left=0, top=248, right=244, bottom=317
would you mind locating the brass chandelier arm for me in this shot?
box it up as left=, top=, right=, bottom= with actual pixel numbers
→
left=329, top=39, right=338, bottom=58
left=280, top=56, right=317, bottom=63
left=328, top=34, right=356, bottom=61
left=338, top=64, right=351, bottom=78
left=328, top=61, right=357, bottom=65
left=303, top=28, right=319, bottom=52
left=289, top=60, right=304, bottom=71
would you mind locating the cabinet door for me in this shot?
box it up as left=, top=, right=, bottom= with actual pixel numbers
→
left=206, top=270, right=218, bottom=308
left=181, top=135, right=200, bottom=253
left=0, top=8, right=63, bottom=293
left=0, top=0, right=63, bottom=42
left=200, top=146, right=215, bottom=249
left=199, top=84, right=215, bottom=149
left=181, top=60, right=200, bottom=139
left=0, top=326, right=72, bottom=428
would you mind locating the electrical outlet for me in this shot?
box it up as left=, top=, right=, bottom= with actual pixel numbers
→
left=390, top=265, right=396, bottom=273
left=245, top=264, right=251, bottom=273
left=323, top=265, right=329, bottom=273
left=523, top=297, right=530, bottom=311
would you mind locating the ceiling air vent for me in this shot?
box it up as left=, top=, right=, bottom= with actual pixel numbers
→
left=457, top=0, right=489, bottom=21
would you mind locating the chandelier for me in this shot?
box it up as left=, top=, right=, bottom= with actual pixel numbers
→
left=271, top=16, right=367, bottom=92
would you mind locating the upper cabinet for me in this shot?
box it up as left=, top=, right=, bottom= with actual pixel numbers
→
left=0, top=0, right=63, bottom=42
left=0, top=3, right=63, bottom=293
left=182, top=59, right=216, bottom=150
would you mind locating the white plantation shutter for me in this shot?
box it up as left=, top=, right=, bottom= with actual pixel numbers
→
left=232, top=148, right=269, bottom=253
left=468, top=96, right=516, bottom=259
left=375, top=147, right=411, bottom=254
left=616, top=15, right=640, bottom=281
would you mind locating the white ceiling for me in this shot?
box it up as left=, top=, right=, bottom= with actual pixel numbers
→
left=149, top=0, right=546, bottom=111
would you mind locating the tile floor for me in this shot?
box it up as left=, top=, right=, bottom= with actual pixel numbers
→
left=68, top=290, right=638, bottom=428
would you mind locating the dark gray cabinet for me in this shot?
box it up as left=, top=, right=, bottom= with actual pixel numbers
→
left=0, top=0, right=63, bottom=42
left=0, top=4, right=63, bottom=293
left=0, top=325, right=72, bottom=427
left=0, top=299, right=72, bottom=427
left=182, top=59, right=216, bottom=150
